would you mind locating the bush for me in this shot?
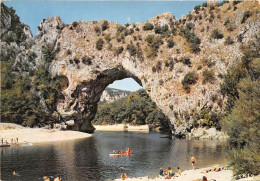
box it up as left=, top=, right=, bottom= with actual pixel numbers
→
left=126, top=44, right=136, bottom=56
left=101, top=20, right=109, bottom=31
left=194, top=5, right=201, bottom=13
left=82, top=56, right=92, bottom=65
left=72, top=21, right=78, bottom=28
left=155, top=61, right=162, bottom=72
left=181, top=71, right=198, bottom=93
left=94, top=26, right=101, bottom=35
left=67, top=49, right=72, bottom=55
left=179, top=57, right=191, bottom=66
left=202, top=2, right=207, bottom=7
left=145, top=35, right=163, bottom=58
left=224, top=36, right=234, bottom=45
left=143, top=22, right=154, bottom=31
left=154, top=25, right=169, bottom=34
left=96, top=38, right=104, bottom=50
left=167, top=40, right=174, bottom=48
left=241, top=11, right=251, bottom=24
left=202, top=69, right=215, bottom=84
left=210, top=29, right=223, bottom=39
left=115, top=46, right=124, bottom=56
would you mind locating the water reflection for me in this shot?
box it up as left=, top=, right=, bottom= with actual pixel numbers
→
left=1, top=131, right=228, bottom=180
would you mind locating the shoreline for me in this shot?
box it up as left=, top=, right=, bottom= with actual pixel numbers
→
left=113, top=165, right=259, bottom=181
left=0, top=123, right=92, bottom=144
left=94, top=124, right=149, bottom=132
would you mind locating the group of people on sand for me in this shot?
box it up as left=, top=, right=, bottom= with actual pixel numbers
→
left=1, top=137, right=19, bottom=145
left=43, top=175, right=62, bottom=181
left=158, top=155, right=196, bottom=179
left=159, top=166, right=182, bottom=179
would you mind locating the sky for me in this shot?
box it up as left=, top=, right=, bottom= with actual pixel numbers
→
left=3, top=0, right=205, bottom=92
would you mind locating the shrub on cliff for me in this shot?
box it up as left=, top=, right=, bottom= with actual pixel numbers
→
left=126, top=44, right=137, bottom=56
left=224, top=37, right=234, bottom=45
left=96, top=38, right=104, bottom=50
left=210, top=29, right=224, bottom=39
left=181, top=71, right=198, bottom=93
left=202, top=69, right=215, bottom=84
left=167, top=39, right=175, bottom=48
left=101, top=20, right=109, bottom=31
left=143, top=22, right=154, bottom=31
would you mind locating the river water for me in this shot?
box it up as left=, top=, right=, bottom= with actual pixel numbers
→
left=0, top=131, right=228, bottom=181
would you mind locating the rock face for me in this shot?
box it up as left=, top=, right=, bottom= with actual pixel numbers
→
left=99, top=88, right=130, bottom=104
left=3, top=1, right=260, bottom=133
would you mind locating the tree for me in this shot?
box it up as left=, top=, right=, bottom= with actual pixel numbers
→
left=222, top=77, right=260, bottom=175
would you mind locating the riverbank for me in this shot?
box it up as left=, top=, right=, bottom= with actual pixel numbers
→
left=0, top=123, right=92, bottom=144
left=94, top=124, right=149, bottom=132
left=114, top=165, right=259, bottom=181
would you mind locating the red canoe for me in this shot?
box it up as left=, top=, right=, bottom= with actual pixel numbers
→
left=0, top=144, right=10, bottom=147
left=109, top=151, right=133, bottom=155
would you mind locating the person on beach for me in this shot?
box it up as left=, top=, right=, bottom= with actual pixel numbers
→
left=126, top=147, right=130, bottom=152
left=16, top=137, right=19, bottom=145
left=1, top=138, right=3, bottom=144
left=165, top=167, right=174, bottom=179
left=121, top=173, right=127, bottom=180
left=190, top=154, right=196, bottom=170
left=176, top=167, right=182, bottom=177
left=159, top=168, right=163, bottom=177
left=202, top=176, right=208, bottom=181
left=54, top=175, right=62, bottom=181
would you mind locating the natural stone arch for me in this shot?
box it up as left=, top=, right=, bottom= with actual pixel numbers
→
left=54, top=64, right=143, bottom=133
left=32, top=2, right=258, bottom=133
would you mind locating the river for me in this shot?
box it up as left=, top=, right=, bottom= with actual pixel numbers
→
left=0, top=131, right=228, bottom=180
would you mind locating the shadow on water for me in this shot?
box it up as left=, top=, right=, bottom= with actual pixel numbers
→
left=0, top=131, right=228, bottom=180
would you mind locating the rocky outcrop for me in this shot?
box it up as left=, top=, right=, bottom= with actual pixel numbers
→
left=2, top=1, right=260, bottom=133
left=99, top=88, right=130, bottom=104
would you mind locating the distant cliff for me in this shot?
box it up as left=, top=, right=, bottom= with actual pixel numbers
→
left=99, top=88, right=130, bottom=104
left=1, top=1, right=259, bottom=134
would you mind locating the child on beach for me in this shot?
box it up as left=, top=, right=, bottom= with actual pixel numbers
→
left=190, top=155, right=196, bottom=170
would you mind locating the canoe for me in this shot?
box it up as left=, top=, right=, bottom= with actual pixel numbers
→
left=0, top=144, right=10, bottom=147
left=109, top=151, right=133, bottom=155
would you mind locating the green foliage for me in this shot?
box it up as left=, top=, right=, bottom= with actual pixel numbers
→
left=194, top=5, right=201, bottom=13
left=145, top=34, right=163, bottom=58
left=154, top=25, right=169, bottom=34
left=202, top=69, right=215, bottom=84
left=115, top=46, right=124, bottom=56
left=224, top=36, right=234, bottom=45
left=42, top=43, right=56, bottom=63
left=101, top=20, right=109, bottom=31
left=179, top=56, right=191, bottom=66
left=181, top=71, right=198, bottom=93
left=94, top=26, right=101, bottom=35
left=222, top=77, right=260, bottom=175
left=167, top=39, right=175, bottom=48
left=241, top=10, right=251, bottom=24
left=82, top=56, right=92, bottom=65
left=96, top=38, right=104, bottom=50
left=221, top=41, right=259, bottom=112
left=67, top=49, right=72, bottom=55
left=221, top=41, right=260, bottom=175
left=210, top=29, right=224, bottom=39
left=1, top=4, right=28, bottom=44
left=93, top=89, right=170, bottom=129
left=180, top=25, right=201, bottom=53
left=202, top=2, right=207, bottom=7
left=143, top=22, right=154, bottom=31
left=126, top=43, right=137, bottom=56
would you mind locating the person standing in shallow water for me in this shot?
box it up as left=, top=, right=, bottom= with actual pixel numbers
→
left=190, top=154, right=196, bottom=170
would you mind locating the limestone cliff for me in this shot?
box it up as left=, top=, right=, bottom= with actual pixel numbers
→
left=2, top=1, right=260, bottom=133
left=99, top=88, right=130, bottom=104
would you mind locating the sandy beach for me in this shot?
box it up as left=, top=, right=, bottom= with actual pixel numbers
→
left=0, top=123, right=92, bottom=144
left=94, top=124, right=149, bottom=131
left=114, top=165, right=260, bottom=181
